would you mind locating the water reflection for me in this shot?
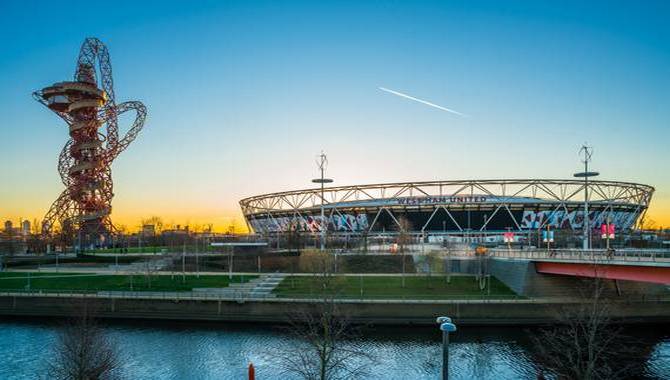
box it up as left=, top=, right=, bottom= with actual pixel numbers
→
left=0, top=318, right=667, bottom=379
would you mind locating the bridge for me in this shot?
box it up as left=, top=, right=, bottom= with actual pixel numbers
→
left=489, top=248, right=670, bottom=285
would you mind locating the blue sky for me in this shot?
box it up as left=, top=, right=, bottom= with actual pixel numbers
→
left=1, top=0, right=669, bottom=229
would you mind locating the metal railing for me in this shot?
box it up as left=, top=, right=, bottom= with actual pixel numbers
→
left=0, top=287, right=668, bottom=304
left=489, top=248, right=670, bottom=263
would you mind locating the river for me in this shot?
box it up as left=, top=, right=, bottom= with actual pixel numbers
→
left=0, top=318, right=668, bottom=379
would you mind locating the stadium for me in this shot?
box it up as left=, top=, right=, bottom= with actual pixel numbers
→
left=239, top=179, right=654, bottom=236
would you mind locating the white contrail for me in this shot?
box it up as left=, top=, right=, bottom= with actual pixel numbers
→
left=379, top=87, right=467, bottom=117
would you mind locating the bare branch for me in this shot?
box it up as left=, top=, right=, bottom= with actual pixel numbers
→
left=46, top=301, right=121, bottom=380
left=266, top=253, right=375, bottom=380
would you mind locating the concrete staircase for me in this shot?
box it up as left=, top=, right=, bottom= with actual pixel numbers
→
left=193, top=273, right=286, bottom=299
left=248, top=273, right=285, bottom=298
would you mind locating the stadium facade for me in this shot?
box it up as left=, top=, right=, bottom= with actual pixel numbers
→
left=239, top=180, right=654, bottom=235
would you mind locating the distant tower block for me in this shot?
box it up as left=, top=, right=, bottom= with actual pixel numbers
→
left=34, top=38, right=147, bottom=246
left=22, top=220, right=31, bottom=235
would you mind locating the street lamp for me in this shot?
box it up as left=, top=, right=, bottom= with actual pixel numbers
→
left=437, top=316, right=457, bottom=380
left=574, top=144, right=599, bottom=250
left=312, top=151, right=333, bottom=251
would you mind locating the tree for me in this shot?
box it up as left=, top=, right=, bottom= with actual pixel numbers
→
left=529, top=274, right=647, bottom=379
left=396, top=217, right=412, bottom=288
left=268, top=254, right=374, bottom=380
left=638, top=216, right=656, bottom=231
left=47, top=303, right=121, bottom=380
left=32, top=218, right=41, bottom=235
left=115, top=224, right=128, bottom=236
left=445, top=246, right=453, bottom=284
left=287, top=219, right=305, bottom=253
left=57, top=221, right=76, bottom=253
left=425, top=250, right=441, bottom=289
left=142, top=255, right=160, bottom=289
left=26, top=232, right=46, bottom=254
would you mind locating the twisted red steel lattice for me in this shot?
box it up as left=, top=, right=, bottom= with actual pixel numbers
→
left=34, top=38, right=146, bottom=244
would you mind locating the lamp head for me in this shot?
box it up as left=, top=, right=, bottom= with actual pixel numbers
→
left=436, top=316, right=452, bottom=324
left=440, top=322, right=457, bottom=333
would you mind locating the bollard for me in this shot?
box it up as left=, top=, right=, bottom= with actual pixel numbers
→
left=248, top=363, right=255, bottom=380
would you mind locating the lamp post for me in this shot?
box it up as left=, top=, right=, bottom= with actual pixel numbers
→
left=605, top=216, right=611, bottom=250
left=181, top=242, right=186, bottom=283
left=77, top=227, right=82, bottom=255
left=195, top=234, right=200, bottom=278
left=603, top=215, right=615, bottom=251
left=545, top=224, right=551, bottom=251
left=229, top=245, right=234, bottom=280
left=312, top=151, right=333, bottom=251
left=574, top=144, right=598, bottom=250
left=437, top=316, right=457, bottom=380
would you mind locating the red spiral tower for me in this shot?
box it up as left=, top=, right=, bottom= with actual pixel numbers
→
left=34, top=38, right=146, bottom=247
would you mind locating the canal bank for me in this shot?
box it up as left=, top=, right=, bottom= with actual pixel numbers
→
left=0, top=294, right=668, bottom=326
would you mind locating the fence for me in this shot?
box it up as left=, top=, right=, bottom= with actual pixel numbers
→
left=489, top=248, right=670, bottom=263
left=0, top=287, right=667, bottom=303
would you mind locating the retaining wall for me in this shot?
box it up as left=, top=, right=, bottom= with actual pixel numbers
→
left=489, top=258, right=670, bottom=297
left=0, top=295, right=667, bottom=326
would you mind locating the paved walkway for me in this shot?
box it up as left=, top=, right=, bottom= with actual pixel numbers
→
left=4, top=267, right=472, bottom=277
left=0, top=288, right=666, bottom=304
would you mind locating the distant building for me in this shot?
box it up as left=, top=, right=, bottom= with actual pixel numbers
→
left=142, top=224, right=156, bottom=237
left=21, top=220, right=30, bottom=236
left=161, top=229, right=188, bottom=236
left=0, top=220, right=29, bottom=254
left=160, top=228, right=189, bottom=245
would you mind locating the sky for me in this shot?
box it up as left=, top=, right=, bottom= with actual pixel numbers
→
left=1, top=0, right=669, bottom=231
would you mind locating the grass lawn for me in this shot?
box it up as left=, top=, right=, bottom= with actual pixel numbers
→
left=273, top=275, right=518, bottom=300
left=5, top=255, right=145, bottom=269
left=0, top=272, right=85, bottom=278
left=0, top=272, right=257, bottom=293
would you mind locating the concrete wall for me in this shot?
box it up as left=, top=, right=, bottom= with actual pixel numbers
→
left=443, top=258, right=481, bottom=275
left=0, top=295, right=667, bottom=326
left=490, top=258, right=670, bottom=298
left=488, top=259, right=532, bottom=295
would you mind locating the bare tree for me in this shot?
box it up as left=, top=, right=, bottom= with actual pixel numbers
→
left=53, top=220, right=75, bottom=254
left=26, top=232, right=46, bottom=254
left=425, top=250, right=441, bottom=289
left=445, top=246, right=452, bottom=284
left=32, top=218, right=42, bottom=235
left=269, top=254, right=374, bottom=379
left=529, top=275, right=647, bottom=379
left=47, top=303, right=121, bottom=380
left=163, top=221, right=175, bottom=232
left=287, top=219, right=305, bottom=254
left=396, top=217, right=412, bottom=288
left=637, top=215, right=657, bottom=232
left=143, top=255, right=159, bottom=289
